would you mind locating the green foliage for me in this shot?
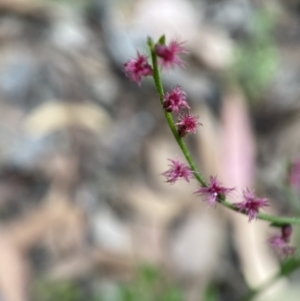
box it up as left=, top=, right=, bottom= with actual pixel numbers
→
left=280, top=257, right=300, bottom=276
left=33, top=281, right=82, bottom=301
left=115, top=264, right=183, bottom=301
left=233, top=9, right=278, bottom=102
left=202, top=285, right=220, bottom=301
left=32, top=265, right=184, bottom=301
left=158, top=35, right=166, bottom=45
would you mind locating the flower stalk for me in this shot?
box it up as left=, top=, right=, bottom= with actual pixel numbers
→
left=147, top=36, right=300, bottom=226
left=147, top=37, right=207, bottom=187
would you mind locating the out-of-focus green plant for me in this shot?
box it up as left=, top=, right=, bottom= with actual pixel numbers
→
left=109, top=265, right=183, bottom=301
left=202, top=285, right=220, bottom=301
left=32, top=265, right=184, bottom=301
left=32, top=281, right=82, bottom=301
left=233, top=9, right=278, bottom=102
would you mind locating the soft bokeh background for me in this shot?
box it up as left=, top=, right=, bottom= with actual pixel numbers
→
left=0, top=0, right=300, bottom=300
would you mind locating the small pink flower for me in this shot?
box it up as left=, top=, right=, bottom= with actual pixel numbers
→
left=194, top=176, right=235, bottom=206
left=162, top=158, right=194, bottom=184
left=123, top=52, right=153, bottom=85
left=176, top=113, right=202, bottom=137
left=155, top=39, right=187, bottom=69
left=234, top=189, right=269, bottom=222
left=269, top=235, right=295, bottom=257
left=163, top=86, right=190, bottom=113
left=268, top=225, right=296, bottom=257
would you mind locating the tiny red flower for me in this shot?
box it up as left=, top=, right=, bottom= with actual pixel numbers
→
left=123, top=52, right=153, bottom=85
left=234, top=189, right=269, bottom=222
left=155, top=39, right=187, bottom=69
left=162, top=158, right=194, bottom=184
left=176, top=113, right=201, bottom=137
left=163, top=86, right=190, bottom=113
left=194, top=176, right=235, bottom=206
left=268, top=225, right=296, bottom=257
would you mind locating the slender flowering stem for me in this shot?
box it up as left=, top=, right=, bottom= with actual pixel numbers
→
left=147, top=36, right=300, bottom=226
left=148, top=37, right=206, bottom=187
left=222, top=199, right=300, bottom=225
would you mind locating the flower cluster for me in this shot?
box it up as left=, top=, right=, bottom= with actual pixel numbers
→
left=162, top=158, right=194, bottom=184
left=158, top=41, right=200, bottom=136
left=123, top=38, right=200, bottom=137
left=163, top=85, right=189, bottom=113
left=268, top=225, right=296, bottom=257
left=176, top=113, right=202, bottom=137
left=155, top=40, right=202, bottom=137
left=156, top=41, right=200, bottom=137
left=234, top=189, right=269, bottom=222
left=123, top=52, right=152, bottom=85
left=155, top=39, right=187, bottom=69
left=123, top=39, right=186, bottom=85
left=123, top=35, right=297, bottom=259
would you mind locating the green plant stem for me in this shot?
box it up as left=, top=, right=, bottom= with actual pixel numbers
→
left=148, top=37, right=206, bottom=187
left=147, top=37, right=300, bottom=226
left=222, top=199, right=300, bottom=225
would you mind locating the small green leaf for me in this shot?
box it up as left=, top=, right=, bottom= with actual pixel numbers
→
left=158, top=35, right=166, bottom=45
left=280, top=257, right=300, bottom=276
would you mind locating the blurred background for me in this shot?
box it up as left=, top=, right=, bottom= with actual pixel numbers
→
left=1, top=0, right=300, bottom=300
